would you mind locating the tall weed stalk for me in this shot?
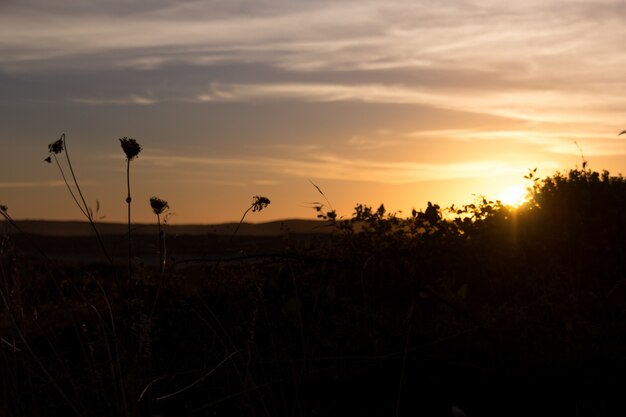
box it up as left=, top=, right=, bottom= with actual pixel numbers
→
left=232, top=195, right=271, bottom=238
left=45, top=134, right=114, bottom=268
left=149, top=197, right=169, bottom=272
left=119, top=137, right=142, bottom=285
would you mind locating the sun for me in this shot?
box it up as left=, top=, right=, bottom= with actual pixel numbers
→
left=498, top=184, right=528, bottom=207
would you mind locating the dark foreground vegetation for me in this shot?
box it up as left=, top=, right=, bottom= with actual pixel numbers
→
left=2, top=167, right=626, bottom=416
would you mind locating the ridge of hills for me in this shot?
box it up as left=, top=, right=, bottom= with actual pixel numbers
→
left=4, top=219, right=332, bottom=237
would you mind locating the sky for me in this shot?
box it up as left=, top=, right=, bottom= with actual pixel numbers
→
left=2, top=0, right=626, bottom=224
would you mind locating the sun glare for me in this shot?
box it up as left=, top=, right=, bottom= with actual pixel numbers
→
left=498, top=184, right=528, bottom=207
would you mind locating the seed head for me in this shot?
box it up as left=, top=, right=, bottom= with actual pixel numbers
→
left=149, top=196, right=169, bottom=215
left=251, top=196, right=271, bottom=212
left=0, top=204, right=7, bottom=213
left=119, top=137, right=142, bottom=161
left=44, top=156, right=52, bottom=163
left=48, top=138, right=64, bottom=154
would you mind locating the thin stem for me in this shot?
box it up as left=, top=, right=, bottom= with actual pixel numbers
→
left=62, top=135, right=88, bottom=216
left=126, top=158, right=132, bottom=283
left=58, top=134, right=114, bottom=267
left=53, top=154, right=89, bottom=219
left=309, top=179, right=335, bottom=211
left=574, top=140, right=588, bottom=169
left=156, top=213, right=165, bottom=272
left=232, top=205, right=252, bottom=238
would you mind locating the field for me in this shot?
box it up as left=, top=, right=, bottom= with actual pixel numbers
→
left=2, top=168, right=626, bottom=416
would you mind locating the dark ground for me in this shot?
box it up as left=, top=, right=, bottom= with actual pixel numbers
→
left=4, top=167, right=626, bottom=416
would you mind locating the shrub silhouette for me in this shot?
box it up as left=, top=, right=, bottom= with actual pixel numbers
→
left=521, top=168, right=626, bottom=290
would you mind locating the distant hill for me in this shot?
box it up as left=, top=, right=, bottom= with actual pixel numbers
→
left=3, top=219, right=334, bottom=237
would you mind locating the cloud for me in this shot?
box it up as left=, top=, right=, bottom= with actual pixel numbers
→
left=3, top=0, right=625, bottom=80
left=408, top=128, right=626, bottom=156
left=70, top=95, right=157, bottom=105
left=192, top=82, right=626, bottom=124
left=2, top=0, right=626, bottom=127
left=132, top=151, right=544, bottom=185
left=347, top=134, right=401, bottom=150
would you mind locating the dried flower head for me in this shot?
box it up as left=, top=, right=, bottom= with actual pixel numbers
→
left=0, top=204, right=7, bottom=212
left=149, top=196, right=169, bottom=215
left=251, top=195, right=271, bottom=212
left=119, top=137, right=142, bottom=161
left=48, top=137, right=64, bottom=155
left=44, top=156, right=52, bottom=163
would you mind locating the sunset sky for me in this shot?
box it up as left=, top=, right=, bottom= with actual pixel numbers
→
left=2, top=0, right=626, bottom=224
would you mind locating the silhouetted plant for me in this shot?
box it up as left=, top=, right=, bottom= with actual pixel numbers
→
left=233, top=195, right=271, bottom=237
left=420, top=202, right=441, bottom=224
left=120, top=137, right=142, bottom=283
left=251, top=195, right=270, bottom=212
left=120, top=137, right=142, bottom=161
left=149, top=196, right=169, bottom=272
left=530, top=168, right=626, bottom=240
left=44, top=133, right=113, bottom=266
left=308, top=180, right=338, bottom=223
left=574, top=141, right=588, bottom=169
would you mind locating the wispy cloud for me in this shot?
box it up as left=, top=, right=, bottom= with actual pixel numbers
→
left=347, top=134, right=402, bottom=150
left=131, top=151, right=547, bottom=185
left=408, top=128, right=626, bottom=156
left=3, top=1, right=626, bottom=83
left=70, top=95, right=157, bottom=105
left=3, top=0, right=626, bottom=125
left=193, top=82, right=626, bottom=124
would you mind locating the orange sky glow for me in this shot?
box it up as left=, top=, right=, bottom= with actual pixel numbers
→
left=1, top=0, right=626, bottom=224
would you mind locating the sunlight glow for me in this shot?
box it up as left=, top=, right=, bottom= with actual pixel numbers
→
left=498, top=184, right=528, bottom=207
